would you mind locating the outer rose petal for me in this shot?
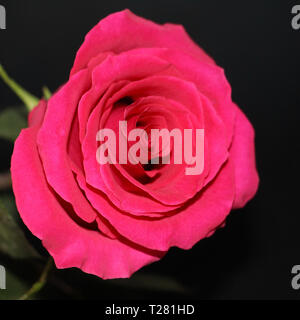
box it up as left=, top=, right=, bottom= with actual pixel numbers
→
left=230, top=107, right=259, bottom=208
left=70, top=9, right=214, bottom=76
left=11, top=126, right=164, bottom=279
left=37, top=70, right=98, bottom=224
left=28, top=100, right=47, bottom=128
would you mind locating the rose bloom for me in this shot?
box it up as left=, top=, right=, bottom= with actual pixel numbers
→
left=11, top=10, right=259, bottom=279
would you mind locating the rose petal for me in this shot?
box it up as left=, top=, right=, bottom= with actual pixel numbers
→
left=230, top=106, right=259, bottom=208
left=28, top=100, right=47, bottom=128
left=37, top=70, right=97, bottom=223
left=78, top=158, right=235, bottom=251
left=70, top=9, right=214, bottom=76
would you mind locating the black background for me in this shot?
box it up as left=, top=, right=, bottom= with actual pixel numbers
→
left=0, top=0, right=299, bottom=300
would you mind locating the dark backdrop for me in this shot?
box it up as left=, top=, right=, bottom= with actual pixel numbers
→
left=0, top=0, right=299, bottom=300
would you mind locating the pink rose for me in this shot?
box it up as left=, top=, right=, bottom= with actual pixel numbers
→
left=11, top=10, right=259, bottom=279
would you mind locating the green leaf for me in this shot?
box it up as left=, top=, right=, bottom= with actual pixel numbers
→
left=0, top=197, right=40, bottom=259
left=0, top=107, right=27, bottom=142
left=0, top=65, right=39, bottom=112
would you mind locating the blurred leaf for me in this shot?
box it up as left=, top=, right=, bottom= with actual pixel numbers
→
left=42, top=86, right=52, bottom=100
left=0, top=259, right=48, bottom=300
left=0, top=65, right=39, bottom=111
left=0, top=198, right=39, bottom=259
left=0, top=173, right=11, bottom=191
left=0, top=268, right=29, bottom=300
left=0, top=107, right=27, bottom=142
left=0, top=192, right=18, bottom=220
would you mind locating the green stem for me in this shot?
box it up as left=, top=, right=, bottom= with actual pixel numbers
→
left=42, top=86, right=52, bottom=100
left=0, top=64, right=39, bottom=112
left=19, top=258, right=54, bottom=300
